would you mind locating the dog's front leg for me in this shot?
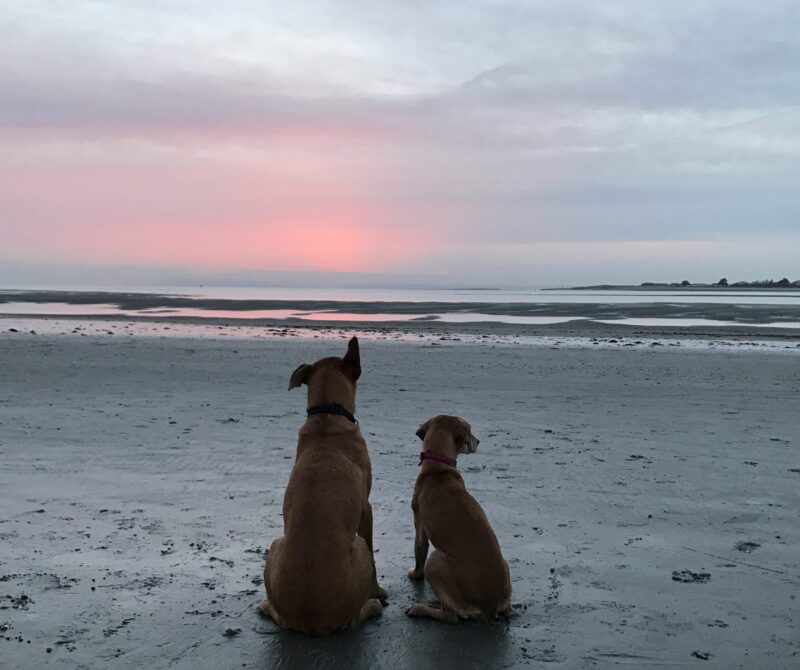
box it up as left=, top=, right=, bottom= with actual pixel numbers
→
left=358, top=501, right=375, bottom=553
left=408, top=503, right=429, bottom=580
left=359, top=502, right=388, bottom=603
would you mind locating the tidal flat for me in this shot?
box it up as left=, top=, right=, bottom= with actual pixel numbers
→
left=0, top=328, right=798, bottom=668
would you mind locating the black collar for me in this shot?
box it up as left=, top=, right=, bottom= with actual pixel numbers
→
left=306, top=403, right=358, bottom=424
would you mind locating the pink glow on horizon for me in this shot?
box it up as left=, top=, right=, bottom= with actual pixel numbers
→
left=8, top=215, right=434, bottom=274
left=1, top=131, right=443, bottom=274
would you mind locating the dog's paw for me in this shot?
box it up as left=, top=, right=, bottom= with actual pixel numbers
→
left=407, top=568, right=424, bottom=581
left=406, top=603, right=423, bottom=617
left=373, top=585, right=389, bottom=605
left=498, top=605, right=515, bottom=620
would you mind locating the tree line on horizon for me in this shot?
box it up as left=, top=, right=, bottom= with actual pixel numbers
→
left=641, top=278, right=800, bottom=288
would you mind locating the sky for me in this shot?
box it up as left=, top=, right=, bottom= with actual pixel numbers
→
left=1, top=0, right=799, bottom=288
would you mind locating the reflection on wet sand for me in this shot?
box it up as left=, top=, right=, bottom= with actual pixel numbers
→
left=259, top=614, right=515, bottom=670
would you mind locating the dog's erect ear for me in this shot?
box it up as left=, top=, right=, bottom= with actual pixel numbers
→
left=288, top=363, right=312, bottom=390
left=342, top=336, right=361, bottom=382
left=416, top=419, right=431, bottom=441
left=455, top=420, right=480, bottom=453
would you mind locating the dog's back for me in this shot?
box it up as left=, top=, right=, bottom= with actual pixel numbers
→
left=408, top=415, right=512, bottom=622
left=414, top=468, right=510, bottom=613
left=260, top=338, right=384, bottom=635
left=284, top=424, right=369, bottom=544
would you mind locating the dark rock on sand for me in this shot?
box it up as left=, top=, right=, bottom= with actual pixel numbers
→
left=671, top=571, right=711, bottom=584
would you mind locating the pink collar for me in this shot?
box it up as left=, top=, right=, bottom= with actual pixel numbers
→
left=419, top=451, right=457, bottom=467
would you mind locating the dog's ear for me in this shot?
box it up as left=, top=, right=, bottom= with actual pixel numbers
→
left=416, top=419, right=431, bottom=441
left=455, top=420, right=480, bottom=453
left=288, top=363, right=312, bottom=390
left=342, top=336, right=361, bottom=382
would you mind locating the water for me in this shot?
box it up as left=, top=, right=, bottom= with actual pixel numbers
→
left=2, top=285, right=800, bottom=329
left=4, top=284, right=800, bottom=305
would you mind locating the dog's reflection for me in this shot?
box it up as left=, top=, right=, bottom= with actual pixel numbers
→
left=261, top=625, right=384, bottom=670
left=258, top=611, right=514, bottom=670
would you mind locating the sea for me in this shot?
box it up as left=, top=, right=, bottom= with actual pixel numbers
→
left=2, top=285, right=800, bottom=329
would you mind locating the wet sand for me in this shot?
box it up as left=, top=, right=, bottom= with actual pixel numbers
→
left=3, top=289, right=800, bottom=326
left=0, top=330, right=798, bottom=669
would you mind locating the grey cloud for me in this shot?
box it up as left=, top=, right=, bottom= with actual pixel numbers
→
left=1, top=0, right=799, bottom=280
left=3, top=1, right=799, bottom=127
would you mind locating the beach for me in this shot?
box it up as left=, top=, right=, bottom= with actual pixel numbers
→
left=0, top=325, right=798, bottom=669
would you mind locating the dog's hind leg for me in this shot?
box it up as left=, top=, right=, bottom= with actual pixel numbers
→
left=497, top=559, right=513, bottom=619
left=410, top=549, right=478, bottom=622
left=260, top=537, right=287, bottom=627
left=258, top=598, right=286, bottom=627
left=351, top=598, right=384, bottom=628
left=407, top=600, right=458, bottom=622
left=358, top=502, right=387, bottom=603
left=348, top=535, right=386, bottom=627
left=408, top=500, right=429, bottom=581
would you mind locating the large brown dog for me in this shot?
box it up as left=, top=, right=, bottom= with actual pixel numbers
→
left=259, top=337, right=386, bottom=635
left=408, top=415, right=512, bottom=622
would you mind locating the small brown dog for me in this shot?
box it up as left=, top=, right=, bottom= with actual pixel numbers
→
left=408, top=415, right=512, bottom=622
left=259, top=337, right=386, bottom=635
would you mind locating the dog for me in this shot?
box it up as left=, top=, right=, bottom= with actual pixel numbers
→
left=259, top=337, right=386, bottom=635
left=407, top=415, right=512, bottom=622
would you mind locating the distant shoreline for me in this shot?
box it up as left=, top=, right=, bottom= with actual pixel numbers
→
left=554, top=284, right=800, bottom=291
left=556, top=281, right=800, bottom=293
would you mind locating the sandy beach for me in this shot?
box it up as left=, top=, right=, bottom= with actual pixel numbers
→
left=1, top=326, right=798, bottom=669
left=5, top=0, right=800, bottom=666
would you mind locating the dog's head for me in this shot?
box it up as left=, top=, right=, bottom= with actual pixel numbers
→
left=416, top=415, right=480, bottom=455
left=288, top=336, right=361, bottom=395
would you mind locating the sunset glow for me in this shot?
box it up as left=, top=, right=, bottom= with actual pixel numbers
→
left=7, top=216, right=432, bottom=274
left=2, top=2, right=799, bottom=286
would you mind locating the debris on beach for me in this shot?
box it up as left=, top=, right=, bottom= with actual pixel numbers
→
left=671, top=570, right=711, bottom=584
left=2, top=594, right=34, bottom=610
